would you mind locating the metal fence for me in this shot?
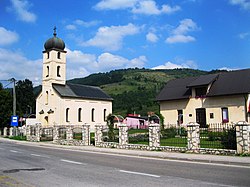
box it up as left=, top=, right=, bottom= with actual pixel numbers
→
left=200, top=123, right=236, bottom=150
left=58, top=127, right=66, bottom=140
left=73, top=127, right=82, bottom=140
left=102, top=126, right=119, bottom=143
left=40, top=127, right=53, bottom=141
left=160, top=126, right=187, bottom=147
left=128, top=129, right=149, bottom=145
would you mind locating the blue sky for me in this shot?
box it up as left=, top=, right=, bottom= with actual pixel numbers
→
left=0, top=0, right=250, bottom=86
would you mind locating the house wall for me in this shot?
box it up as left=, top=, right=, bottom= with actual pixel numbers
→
left=160, top=95, right=246, bottom=126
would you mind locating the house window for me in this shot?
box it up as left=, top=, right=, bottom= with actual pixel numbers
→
left=195, top=87, right=207, bottom=98
left=66, top=108, right=70, bottom=122
left=78, top=108, right=82, bottom=122
left=103, top=109, right=107, bottom=122
left=57, top=66, right=61, bottom=77
left=57, top=52, right=61, bottom=59
left=91, top=108, right=95, bottom=122
left=222, top=107, right=229, bottom=123
left=46, top=66, right=49, bottom=77
left=45, top=91, right=48, bottom=105
left=177, top=110, right=183, bottom=125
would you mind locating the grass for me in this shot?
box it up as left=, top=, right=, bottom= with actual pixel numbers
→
left=160, top=137, right=187, bottom=147
left=8, top=136, right=26, bottom=141
left=128, top=129, right=148, bottom=134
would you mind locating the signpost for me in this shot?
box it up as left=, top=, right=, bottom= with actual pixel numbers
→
left=11, top=116, right=18, bottom=127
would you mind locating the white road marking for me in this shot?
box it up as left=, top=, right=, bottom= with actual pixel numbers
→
left=10, top=150, right=21, bottom=153
left=119, top=170, right=160, bottom=178
left=60, top=159, right=86, bottom=165
left=31, top=154, right=41, bottom=157
left=30, top=153, right=50, bottom=158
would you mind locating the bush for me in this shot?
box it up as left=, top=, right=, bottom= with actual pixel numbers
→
left=161, top=127, right=177, bottom=138
left=221, top=128, right=236, bottom=150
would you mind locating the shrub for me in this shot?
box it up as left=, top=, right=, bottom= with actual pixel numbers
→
left=221, top=128, right=236, bottom=150
left=161, top=127, right=177, bottom=138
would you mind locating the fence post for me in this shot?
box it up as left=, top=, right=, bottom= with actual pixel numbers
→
left=26, top=125, right=31, bottom=141
left=149, top=123, right=160, bottom=149
left=187, top=122, right=200, bottom=152
left=9, top=127, right=14, bottom=137
left=66, top=126, right=73, bottom=141
left=53, top=126, right=60, bottom=143
left=236, top=121, right=250, bottom=154
left=95, top=124, right=103, bottom=146
left=35, top=124, right=41, bottom=142
left=82, top=124, right=90, bottom=146
left=118, top=123, right=128, bottom=147
left=3, top=127, right=8, bottom=137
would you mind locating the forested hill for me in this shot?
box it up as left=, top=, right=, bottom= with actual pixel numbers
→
left=68, top=68, right=225, bottom=116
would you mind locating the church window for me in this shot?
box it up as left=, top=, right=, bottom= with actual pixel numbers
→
left=91, top=108, right=95, bottom=122
left=45, top=91, right=48, bottom=105
left=46, top=66, right=49, bottom=77
left=78, top=108, right=82, bottom=122
left=47, top=52, right=50, bottom=59
left=57, top=52, right=61, bottom=59
left=103, top=109, right=107, bottom=122
left=66, top=108, right=70, bottom=122
left=57, top=66, right=61, bottom=77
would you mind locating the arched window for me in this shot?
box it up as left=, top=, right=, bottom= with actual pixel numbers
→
left=47, top=52, right=50, bottom=59
left=103, top=109, right=107, bottom=122
left=45, top=91, right=48, bottom=105
left=46, top=66, right=49, bottom=77
left=57, top=66, right=61, bottom=77
left=78, top=108, right=82, bottom=122
left=66, top=108, right=70, bottom=122
left=91, top=108, right=95, bottom=122
left=57, top=52, right=61, bottom=59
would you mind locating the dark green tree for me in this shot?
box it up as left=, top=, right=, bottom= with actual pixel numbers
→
left=16, top=79, right=35, bottom=117
left=0, top=83, right=12, bottom=129
left=106, top=114, right=115, bottom=141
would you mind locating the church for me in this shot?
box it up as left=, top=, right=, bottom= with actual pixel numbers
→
left=36, top=28, right=113, bottom=131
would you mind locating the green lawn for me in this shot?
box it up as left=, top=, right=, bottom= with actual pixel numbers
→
left=128, top=129, right=148, bottom=134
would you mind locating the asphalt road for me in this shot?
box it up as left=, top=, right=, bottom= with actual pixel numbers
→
left=0, top=141, right=249, bottom=187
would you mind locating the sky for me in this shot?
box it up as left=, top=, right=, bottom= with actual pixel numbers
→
left=0, top=0, right=250, bottom=86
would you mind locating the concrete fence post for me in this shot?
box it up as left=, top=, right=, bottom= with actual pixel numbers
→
left=53, top=126, right=60, bottom=143
left=4, top=127, right=8, bottom=137
left=26, top=125, right=31, bottom=141
left=66, top=126, right=73, bottom=141
left=236, top=121, right=249, bottom=154
left=187, top=122, right=200, bottom=152
left=95, top=124, right=103, bottom=146
left=9, top=127, right=14, bottom=137
left=36, top=124, right=41, bottom=142
left=82, top=124, right=90, bottom=146
left=149, top=123, right=160, bottom=149
left=118, top=123, right=128, bottom=147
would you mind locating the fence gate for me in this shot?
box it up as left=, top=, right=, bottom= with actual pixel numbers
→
left=41, top=127, right=53, bottom=141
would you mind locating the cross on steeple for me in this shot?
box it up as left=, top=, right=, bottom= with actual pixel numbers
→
left=53, top=26, right=57, bottom=37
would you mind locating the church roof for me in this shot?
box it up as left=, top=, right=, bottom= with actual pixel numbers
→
left=52, top=83, right=113, bottom=101
left=44, top=27, right=65, bottom=51
left=156, top=68, right=250, bottom=101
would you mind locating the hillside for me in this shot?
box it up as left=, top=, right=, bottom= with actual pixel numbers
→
left=68, top=68, right=211, bottom=116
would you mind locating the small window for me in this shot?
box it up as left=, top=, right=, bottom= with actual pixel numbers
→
left=47, top=52, right=50, bottom=59
left=66, top=108, right=70, bottom=122
left=91, top=108, right=95, bottom=122
left=177, top=110, right=183, bottom=125
left=210, top=113, right=214, bottom=119
left=195, top=87, right=207, bottom=98
left=57, top=52, right=61, bottom=59
left=103, top=109, right=107, bottom=122
left=46, top=66, right=49, bottom=77
left=45, top=91, right=48, bottom=105
left=222, top=108, right=229, bottom=123
left=78, top=108, right=82, bottom=122
left=57, top=66, right=61, bottom=77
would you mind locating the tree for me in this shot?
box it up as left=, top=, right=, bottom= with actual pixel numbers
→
left=16, top=79, right=35, bottom=117
left=0, top=83, right=12, bottom=129
left=106, top=114, right=115, bottom=141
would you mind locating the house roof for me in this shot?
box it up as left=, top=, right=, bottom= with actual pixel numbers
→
left=52, top=83, right=113, bottom=101
left=156, top=69, right=250, bottom=101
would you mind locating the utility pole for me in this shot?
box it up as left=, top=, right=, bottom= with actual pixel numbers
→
left=9, top=78, right=16, bottom=116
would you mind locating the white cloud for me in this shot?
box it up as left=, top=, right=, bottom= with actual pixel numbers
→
left=82, top=23, right=140, bottom=51
left=0, top=48, right=41, bottom=85
left=229, top=0, right=250, bottom=11
left=9, top=0, right=37, bottom=23
left=0, top=27, right=19, bottom=46
left=238, top=32, right=250, bottom=39
left=166, top=19, right=199, bottom=44
left=66, top=48, right=147, bottom=80
left=65, top=24, right=77, bottom=30
left=94, top=0, right=180, bottom=15
left=152, top=60, right=197, bottom=70
left=146, top=32, right=158, bottom=42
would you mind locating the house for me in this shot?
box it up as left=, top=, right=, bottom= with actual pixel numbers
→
left=36, top=28, right=112, bottom=131
left=156, top=69, right=250, bottom=128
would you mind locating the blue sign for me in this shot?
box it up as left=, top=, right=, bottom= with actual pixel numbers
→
left=11, top=116, right=18, bottom=127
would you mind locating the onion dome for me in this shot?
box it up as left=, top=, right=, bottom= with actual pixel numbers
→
left=44, top=27, right=65, bottom=51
